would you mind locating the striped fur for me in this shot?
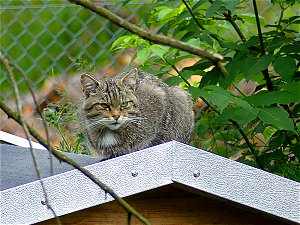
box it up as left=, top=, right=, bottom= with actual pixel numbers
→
left=79, top=68, right=194, bottom=159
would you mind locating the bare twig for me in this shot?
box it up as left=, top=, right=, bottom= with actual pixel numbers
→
left=68, top=0, right=227, bottom=77
left=4, top=56, right=54, bottom=175
left=0, top=55, right=61, bottom=225
left=0, top=98, right=151, bottom=225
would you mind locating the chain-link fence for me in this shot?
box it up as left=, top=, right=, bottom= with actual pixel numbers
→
left=0, top=0, right=150, bottom=140
left=0, top=0, right=298, bottom=141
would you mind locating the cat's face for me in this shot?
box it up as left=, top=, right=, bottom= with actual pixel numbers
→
left=80, top=69, right=140, bottom=131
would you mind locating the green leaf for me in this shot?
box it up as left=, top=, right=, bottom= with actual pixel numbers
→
left=239, top=13, right=265, bottom=26
left=188, top=87, right=205, bottom=99
left=245, top=91, right=299, bottom=106
left=266, top=36, right=286, bottom=53
left=220, top=60, right=239, bottom=88
left=200, top=85, right=253, bottom=110
left=278, top=43, right=300, bottom=55
left=157, top=6, right=182, bottom=22
left=239, top=55, right=256, bottom=78
left=189, top=86, right=229, bottom=112
left=158, top=8, right=173, bottom=20
left=199, top=34, right=213, bottom=46
left=195, top=116, right=210, bottom=138
left=111, top=35, right=132, bottom=50
left=206, top=0, right=223, bottom=18
left=202, top=87, right=229, bottom=112
left=287, top=16, right=300, bottom=23
left=216, top=107, right=258, bottom=126
left=183, top=59, right=213, bottom=71
left=186, top=38, right=201, bottom=47
left=192, top=0, right=207, bottom=10
left=282, top=82, right=300, bottom=100
left=199, top=69, right=221, bottom=88
left=164, top=76, right=183, bottom=86
left=258, top=106, right=295, bottom=131
left=219, top=41, right=247, bottom=52
left=180, top=70, right=195, bottom=81
left=247, top=55, right=273, bottom=78
left=137, top=48, right=150, bottom=65
left=273, top=56, right=296, bottom=81
left=222, top=0, right=239, bottom=12
left=229, top=98, right=254, bottom=111
left=150, top=44, right=169, bottom=59
left=211, top=146, right=228, bottom=157
left=289, top=19, right=300, bottom=24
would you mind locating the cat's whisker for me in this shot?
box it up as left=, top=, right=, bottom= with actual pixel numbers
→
left=83, top=119, right=106, bottom=130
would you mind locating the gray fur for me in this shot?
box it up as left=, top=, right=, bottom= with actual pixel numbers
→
left=79, top=69, right=194, bottom=159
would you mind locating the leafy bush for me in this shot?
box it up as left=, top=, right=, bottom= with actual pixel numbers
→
left=43, top=90, right=91, bottom=155
left=112, top=0, right=300, bottom=181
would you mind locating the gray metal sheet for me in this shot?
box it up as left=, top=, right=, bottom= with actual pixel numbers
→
left=1, top=141, right=299, bottom=224
left=0, top=144, right=100, bottom=191
left=172, top=141, right=300, bottom=224
left=1, top=142, right=174, bottom=225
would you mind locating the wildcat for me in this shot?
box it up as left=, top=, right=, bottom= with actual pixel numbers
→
left=79, top=68, right=194, bottom=159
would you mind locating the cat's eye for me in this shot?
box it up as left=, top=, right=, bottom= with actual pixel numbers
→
left=100, top=103, right=110, bottom=109
left=95, top=103, right=110, bottom=110
left=121, top=101, right=132, bottom=109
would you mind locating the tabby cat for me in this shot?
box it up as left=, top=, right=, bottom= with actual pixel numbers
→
left=79, top=68, right=194, bottom=159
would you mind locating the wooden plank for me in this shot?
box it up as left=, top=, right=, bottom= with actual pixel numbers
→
left=37, top=186, right=290, bottom=225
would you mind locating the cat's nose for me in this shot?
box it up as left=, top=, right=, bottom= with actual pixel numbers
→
left=112, top=115, right=120, bottom=121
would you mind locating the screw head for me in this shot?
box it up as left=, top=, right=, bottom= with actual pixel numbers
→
left=193, top=170, right=200, bottom=178
left=41, top=200, right=47, bottom=205
left=131, top=170, right=138, bottom=177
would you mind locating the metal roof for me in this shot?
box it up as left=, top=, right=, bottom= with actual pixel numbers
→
left=1, top=141, right=299, bottom=224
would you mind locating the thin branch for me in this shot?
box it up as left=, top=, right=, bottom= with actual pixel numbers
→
left=223, top=11, right=246, bottom=42
left=181, top=0, right=220, bottom=42
left=127, top=213, right=132, bottom=225
left=253, top=0, right=265, bottom=54
left=0, top=98, right=151, bottom=225
left=199, top=96, right=262, bottom=168
left=165, top=59, right=191, bottom=87
left=233, top=83, right=247, bottom=97
left=0, top=55, right=61, bottom=225
left=276, top=3, right=287, bottom=32
left=207, top=0, right=246, bottom=42
left=68, top=0, right=227, bottom=77
left=229, top=119, right=263, bottom=169
left=252, top=0, right=273, bottom=91
left=4, top=56, right=54, bottom=175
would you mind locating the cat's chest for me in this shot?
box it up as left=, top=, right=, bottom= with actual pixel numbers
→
left=99, top=131, right=118, bottom=148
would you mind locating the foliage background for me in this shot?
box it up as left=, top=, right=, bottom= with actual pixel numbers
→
left=1, top=0, right=299, bottom=181
left=111, top=0, right=300, bottom=181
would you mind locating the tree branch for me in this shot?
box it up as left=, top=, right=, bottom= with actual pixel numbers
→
left=252, top=0, right=273, bottom=91
left=165, top=59, right=191, bottom=87
left=4, top=55, right=54, bottom=175
left=68, top=0, right=227, bottom=77
left=0, top=98, right=151, bottom=225
left=181, top=0, right=220, bottom=42
left=199, top=96, right=262, bottom=169
left=0, top=55, right=61, bottom=225
left=223, top=11, right=246, bottom=42
left=228, top=119, right=263, bottom=169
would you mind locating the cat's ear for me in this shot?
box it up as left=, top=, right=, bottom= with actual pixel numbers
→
left=80, top=73, right=99, bottom=96
left=120, top=68, right=138, bottom=91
